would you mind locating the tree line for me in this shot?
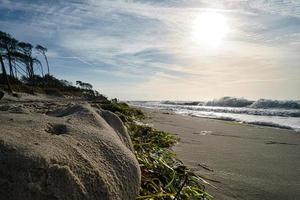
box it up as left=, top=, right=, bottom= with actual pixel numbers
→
left=0, top=30, right=106, bottom=101
left=0, top=30, right=50, bottom=93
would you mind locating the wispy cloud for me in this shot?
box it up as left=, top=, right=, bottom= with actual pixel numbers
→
left=0, top=0, right=299, bottom=100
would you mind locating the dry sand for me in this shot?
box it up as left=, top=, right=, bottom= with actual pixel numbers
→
left=0, top=95, right=140, bottom=200
left=142, top=108, right=300, bottom=200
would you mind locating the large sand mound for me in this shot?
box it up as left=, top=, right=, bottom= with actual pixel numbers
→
left=0, top=102, right=140, bottom=200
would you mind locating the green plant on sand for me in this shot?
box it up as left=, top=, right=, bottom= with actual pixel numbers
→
left=100, top=101, right=213, bottom=200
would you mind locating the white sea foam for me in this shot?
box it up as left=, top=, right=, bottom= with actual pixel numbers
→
left=249, top=99, right=300, bottom=109
left=129, top=99, right=300, bottom=132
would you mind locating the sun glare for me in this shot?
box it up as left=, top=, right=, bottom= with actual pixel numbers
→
left=192, top=12, right=229, bottom=47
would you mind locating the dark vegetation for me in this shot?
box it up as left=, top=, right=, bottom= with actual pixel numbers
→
left=0, top=30, right=106, bottom=100
left=1, top=30, right=211, bottom=199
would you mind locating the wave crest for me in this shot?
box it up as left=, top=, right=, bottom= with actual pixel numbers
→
left=250, top=99, right=300, bottom=109
left=204, top=97, right=300, bottom=109
left=204, top=97, right=253, bottom=107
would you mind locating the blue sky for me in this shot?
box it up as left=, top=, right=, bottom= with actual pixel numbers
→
left=0, top=0, right=299, bottom=100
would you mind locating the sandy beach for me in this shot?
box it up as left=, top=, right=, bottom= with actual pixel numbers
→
left=141, top=108, right=300, bottom=200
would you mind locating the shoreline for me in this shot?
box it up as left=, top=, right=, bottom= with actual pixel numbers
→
left=188, top=114, right=296, bottom=132
left=140, top=107, right=300, bottom=200
left=131, top=104, right=300, bottom=132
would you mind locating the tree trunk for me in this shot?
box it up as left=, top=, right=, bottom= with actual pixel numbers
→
left=44, top=54, right=50, bottom=75
left=30, top=58, right=36, bottom=87
left=0, top=54, right=13, bottom=93
left=26, top=63, right=31, bottom=79
left=13, top=60, right=17, bottom=78
left=5, top=45, right=14, bottom=78
left=40, top=63, right=44, bottom=77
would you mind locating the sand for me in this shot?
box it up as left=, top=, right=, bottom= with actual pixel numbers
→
left=0, top=95, right=140, bottom=200
left=142, top=108, right=300, bottom=200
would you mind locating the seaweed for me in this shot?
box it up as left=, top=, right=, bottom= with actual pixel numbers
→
left=100, top=101, right=213, bottom=200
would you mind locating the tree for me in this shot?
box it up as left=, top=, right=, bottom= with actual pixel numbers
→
left=0, top=31, right=18, bottom=78
left=0, top=31, right=13, bottom=93
left=36, top=44, right=49, bottom=75
left=17, top=42, right=34, bottom=80
left=60, top=79, right=73, bottom=87
left=76, top=80, right=93, bottom=90
left=0, top=30, right=48, bottom=90
left=0, top=54, right=12, bottom=93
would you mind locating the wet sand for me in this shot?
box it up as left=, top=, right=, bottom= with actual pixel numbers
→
left=141, top=108, right=300, bottom=200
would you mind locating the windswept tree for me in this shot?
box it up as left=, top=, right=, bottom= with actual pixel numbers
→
left=0, top=52, right=12, bottom=93
left=15, top=42, right=42, bottom=85
left=0, top=31, right=18, bottom=78
left=36, top=44, right=49, bottom=75
left=35, top=58, right=43, bottom=76
left=17, top=42, right=34, bottom=79
left=76, top=80, right=93, bottom=90
left=0, top=31, right=13, bottom=92
left=0, top=30, right=49, bottom=91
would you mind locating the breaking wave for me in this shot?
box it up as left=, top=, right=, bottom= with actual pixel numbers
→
left=249, top=99, right=300, bottom=109
left=163, top=97, right=300, bottom=110
left=129, top=97, right=300, bottom=132
left=204, top=97, right=254, bottom=107
left=204, top=97, right=300, bottom=109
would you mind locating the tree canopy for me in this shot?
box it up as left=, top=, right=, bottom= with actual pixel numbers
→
left=0, top=30, right=104, bottom=100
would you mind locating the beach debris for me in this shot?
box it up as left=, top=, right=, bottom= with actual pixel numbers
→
left=265, top=141, right=298, bottom=146
left=198, top=163, right=214, bottom=172
left=126, top=123, right=212, bottom=200
left=97, top=101, right=213, bottom=199
left=198, top=174, right=221, bottom=184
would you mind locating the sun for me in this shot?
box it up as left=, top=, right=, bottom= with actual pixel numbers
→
left=192, top=12, right=229, bottom=47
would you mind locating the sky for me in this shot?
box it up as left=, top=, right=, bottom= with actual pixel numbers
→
left=0, top=0, right=299, bottom=100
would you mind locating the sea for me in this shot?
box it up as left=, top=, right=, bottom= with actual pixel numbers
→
left=128, top=97, right=300, bottom=132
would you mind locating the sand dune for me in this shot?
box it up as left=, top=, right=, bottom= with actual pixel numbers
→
left=0, top=96, right=140, bottom=200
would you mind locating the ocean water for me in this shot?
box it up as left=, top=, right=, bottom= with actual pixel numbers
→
left=129, top=97, right=300, bottom=132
